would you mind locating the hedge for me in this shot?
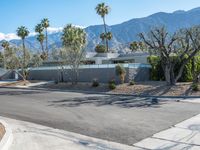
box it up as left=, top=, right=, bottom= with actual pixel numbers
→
left=147, top=55, right=200, bottom=82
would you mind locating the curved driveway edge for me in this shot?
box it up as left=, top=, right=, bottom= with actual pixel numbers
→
left=0, top=116, right=141, bottom=150
left=0, top=120, right=13, bottom=150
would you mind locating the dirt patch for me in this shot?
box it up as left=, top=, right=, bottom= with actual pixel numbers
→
left=0, top=123, right=5, bottom=141
left=43, top=82, right=110, bottom=92
left=111, top=81, right=200, bottom=96
left=42, top=81, right=200, bottom=96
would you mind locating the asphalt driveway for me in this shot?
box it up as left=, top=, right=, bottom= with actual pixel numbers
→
left=0, top=87, right=200, bottom=145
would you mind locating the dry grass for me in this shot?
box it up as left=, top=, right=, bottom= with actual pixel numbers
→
left=0, top=123, right=5, bottom=141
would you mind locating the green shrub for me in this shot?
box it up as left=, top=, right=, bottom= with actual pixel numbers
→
left=129, top=80, right=135, bottom=85
left=95, top=44, right=106, bottom=53
left=108, top=79, right=116, bottom=90
left=109, top=83, right=116, bottom=90
left=108, top=79, right=115, bottom=84
left=147, top=56, right=164, bottom=81
left=191, top=83, right=199, bottom=91
left=147, top=55, right=200, bottom=82
left=92, top=79, right=99, bottom=87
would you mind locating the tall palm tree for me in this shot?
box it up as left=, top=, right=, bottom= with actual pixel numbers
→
left=41, top=18, right=50, bottom=58
left=35, top=23, right=45, bottom=55
left=16, top=26, right=29, bottom=79
left=36, top=34, right=45, bottom=54
left=96, top=3, right=111, bottom=52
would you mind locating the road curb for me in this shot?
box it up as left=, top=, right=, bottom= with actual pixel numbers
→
left=0, top=120, right=13, bottom=150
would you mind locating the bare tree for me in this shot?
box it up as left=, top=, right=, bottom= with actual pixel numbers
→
left=2, top=45, right=29, bottom=80
left=139, top=26, right=200, bottom=85
left=51, top=47, right=70, bottom=83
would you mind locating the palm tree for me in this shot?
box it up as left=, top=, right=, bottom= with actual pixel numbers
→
left=41, top=18, right=50, bottom=58
left=61, top=24, right=86, bottom=84
left=100, top=33, right=106, bottom=42
left=16, top=26, right=29, bottom=79
left=1, top=41, right=10, bottom=68
left=130, top=41, right=139, bottom=52
left=106, top=32, right=112, bottom=41
left=35, top=23, right=44, bottom=34
left=96, top=3, right=111, bottom=52
left=35, top=23, right=45, bottom=56
left=1, top=41, right=10, bottom=49
left=36, top=34, right=45, bottom=54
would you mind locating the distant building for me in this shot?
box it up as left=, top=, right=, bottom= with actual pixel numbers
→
left=36, top=52, right=150, bottom=67
left=85, top=52, right=149, bottom=64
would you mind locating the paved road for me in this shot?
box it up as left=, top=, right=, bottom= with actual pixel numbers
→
left=0, top=87, right=200, bottom=145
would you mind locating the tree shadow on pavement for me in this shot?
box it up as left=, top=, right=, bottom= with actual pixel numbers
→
left=49, top=96, right=166, bottom=108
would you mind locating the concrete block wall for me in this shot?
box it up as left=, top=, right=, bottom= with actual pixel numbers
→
left=28, top=66, right=150, bottom=83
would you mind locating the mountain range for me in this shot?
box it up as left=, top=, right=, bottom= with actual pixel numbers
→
left=1, top=7, right=200, bottom=53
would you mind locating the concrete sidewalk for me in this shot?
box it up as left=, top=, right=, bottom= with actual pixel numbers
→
left=15, top=81, right=54, bottom=88
left=0, top=117, right=140, bottom=150
left=134, top=113, right=200, bottom=150
left=0, top=80, right=17, bottom=85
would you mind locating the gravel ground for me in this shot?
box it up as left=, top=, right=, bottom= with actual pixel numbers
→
left=112, top=81, right=200, bottom=96
left=39, top=81, right=200, bottom=96
left=41, top=82, right=110, bottom=92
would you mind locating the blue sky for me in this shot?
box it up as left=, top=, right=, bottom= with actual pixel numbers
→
left=0, top=0, right=200, bottom=35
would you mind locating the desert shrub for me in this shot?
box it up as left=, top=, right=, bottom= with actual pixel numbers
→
left=108, top=79, right=115, bottom=84
left=95, top=44, right=106, bottom=53
left=115, top=64, right=126, bottom=83
left=109, top=83, right=116, bottom=90
left=191, top=83, right=199, bottom=91
left=108, top=79, right=116, bottom=90
left=129, top=80, right=135, bottom=85
left=92, top=78, right=99, bottom=87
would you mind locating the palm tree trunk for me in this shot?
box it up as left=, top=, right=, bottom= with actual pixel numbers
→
left=40, top=41, right=44, bottom=54
left=45, top=28, right=48, bottom=59
left=103, top=17, right=109, bottom=52
left=22, top=39, right=26, bottom=80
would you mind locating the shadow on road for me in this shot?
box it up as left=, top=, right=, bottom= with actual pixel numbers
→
left=49, top=96, right=166, bottom=108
